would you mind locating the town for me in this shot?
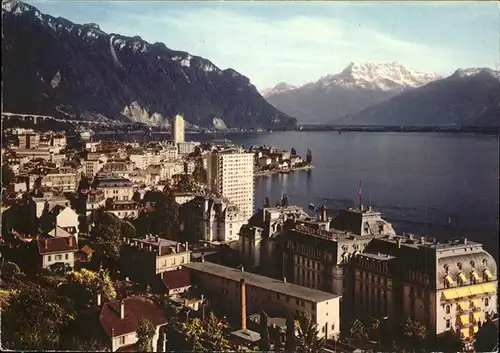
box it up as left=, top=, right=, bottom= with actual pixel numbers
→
left=0, top=114, right=498, bottom=352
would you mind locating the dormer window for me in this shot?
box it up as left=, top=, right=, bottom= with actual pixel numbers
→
left=483, top=269, right=493, bottom=282
left=444, top=275, right=454, bottom=288
left=444, top=264, right=450, bottom=274
left=458, top=272, right=467, bottom=285
left=470, top=271, right=480, bottom=284
left=457, top=262, right=463, bottom=270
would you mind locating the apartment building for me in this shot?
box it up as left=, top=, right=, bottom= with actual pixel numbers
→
left=83, top=156, right=106, bottom=179
left=164, top=144, right=178, bottom=160
left=184, top=261, right=342, bottom=340
left=129, top=152, right=148, bottom=170
left=86, top=189, right=106, bottom=221
left=31, top=192, right=71, bottom=218
left=206, top=148, right=254, bottom=220
left=119, top=236, right=191, bottom=285
left=183, top=195, right=245, bottom=243
left=18, top=132, right=40, bottom=149
left=171, top=114, right=185, bottom=145
left=178, top=141, right=197, bottom=156
left=95, top=177, right=134, bottom=201
left=163, top=161, right=185, bottom=180
left=41, top=171, right=79, bottom=192
left=352, top=235, right=498, bottom=340
left=51, top=134, right=67, bottom=148
left=105, top=200, right=139, bottom=219
left=14, top=148, right=51, bottom=161
left=36, top=236, right=78, bottom=270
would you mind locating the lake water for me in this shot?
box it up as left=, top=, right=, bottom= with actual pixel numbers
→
left=97, top=131, right=499, bottom=258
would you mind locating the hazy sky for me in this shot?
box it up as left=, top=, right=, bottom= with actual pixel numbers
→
left=27, top=1, right=499, bottom=90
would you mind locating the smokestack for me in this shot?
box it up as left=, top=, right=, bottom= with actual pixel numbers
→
left=97, top=292, right=102, bottom=306
left=320, top=205, right=327, bottom=222
left=240, top=278, right=246, bottom=330
left=120, top=300, right=125, bottom=319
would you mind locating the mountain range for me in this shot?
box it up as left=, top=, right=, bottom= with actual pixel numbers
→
left=2, top=0, right=296, bottom=129
left=264, top=63, right=499, bottom=127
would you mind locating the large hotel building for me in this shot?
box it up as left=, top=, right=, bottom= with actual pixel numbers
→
left=206, top=148, right=254, bottom=220
left=171, top=114, right=185, bottom=145
left=276, top=206, right=498, bottom=340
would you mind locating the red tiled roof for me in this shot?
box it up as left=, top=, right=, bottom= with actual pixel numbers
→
left=78, top=245, right=95, bottom=256
left=160, top=268, right=191, bottom=290
left=37, top=236, right=78, bottom=255
left=99, top=296, right=167, bottom=338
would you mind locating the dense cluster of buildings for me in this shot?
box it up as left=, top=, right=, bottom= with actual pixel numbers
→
left=1, top=115, right=498, bottom=352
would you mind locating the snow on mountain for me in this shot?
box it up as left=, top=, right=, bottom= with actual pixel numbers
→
left=317, top=62, right=441, bottom=91
left=261, top=82, right=297, bottom=98
left=452, top=67, right=499, bottom=79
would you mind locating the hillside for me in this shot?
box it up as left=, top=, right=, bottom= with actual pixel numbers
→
left=2, top=0, right=296, bottom=129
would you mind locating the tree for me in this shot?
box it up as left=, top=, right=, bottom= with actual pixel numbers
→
left=157, top=187, right=181, bottom=239
left=296, top=313, right=324, bottom=353
left=259, top=311, right=271, bottom=351
left=203, top=311, right=231, bottom=352
left=120, top=220, right=137, bottom=239
left=399, top=318, right=427, bottom=348
left=193, top=157, right=207, bottom=184
left=1, top=261, right=21, bottom=282
left=264, top=197, right=270, bottom=208
left=177, top=174, right=197, bottom=192
left=136, top=318, right=156, bottom=352
left=436, top=330, right=465, bottom=353
left=65, top=268, right=116, bottom=306
left=285, top=313, right=296, bottom=352
left=349, top=319, right=368, bottom=341
left=1, top=283, right=76, bottom=350
left=1, top=163, right=15, bottom=186
left=369, top=317, right=381, bottom=342
left=291, top=148, right=297, bottom=156
left=182, top=317, right=205, bottom=351
left=475, top=320, right=499, bottom=352
left=90, top=212, right=123, bottom=264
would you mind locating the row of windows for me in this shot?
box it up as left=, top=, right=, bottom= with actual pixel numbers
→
left=47, top=254, right=69, bottom=261
left=444, top=298, right=490, bottom=314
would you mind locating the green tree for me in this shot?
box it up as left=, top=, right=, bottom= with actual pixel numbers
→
left=349, top=319, right=368, bottom=341
left=474, top=320, right=498, bottom=352
left=90, top=212, right=123, bottom=264
left=120, top=219, right=137, bottom=239
left=1, top=283, right=76, bottom=350
left=182, top=317, right=205, bottom=351
left=203, top=311, right=231, bottom=352
left=136, top=318, right=157, bottom=352
left=399, top=318, right=427, bottom=348
left=193, top=157, right=207, bottom=184
left=65, top=268, right=116, bottom=306
left=437, top=330, right=465, bottom=353
left=1, top=261, right=21, bottom=282
left=369, top=317, right=381, bottom=342
left=259, top=310, right=271, bottom=351
left=296, top=313, right=324, bottom=353
left=157, top=187, right=181, bottom=239
left=177, top=174, right=197, bottom=192
left=1, top=163, right=15, bottom=186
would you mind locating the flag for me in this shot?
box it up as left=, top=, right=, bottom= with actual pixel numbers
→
left=357, top=180, right=362, bottom=197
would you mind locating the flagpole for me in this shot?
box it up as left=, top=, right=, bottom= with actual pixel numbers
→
left=358, top=180, right=362, bottom=209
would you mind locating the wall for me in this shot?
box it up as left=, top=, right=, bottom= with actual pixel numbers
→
left=42, top=251, right=75, bottom=269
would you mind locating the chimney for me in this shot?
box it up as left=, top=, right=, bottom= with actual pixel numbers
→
left=462, top=237, right=468, bottom=245
left=240, top=278, right=246, bottom=330
left=69, top=236, right=73, bottom=247
left=283, top=277, right=287, bottom=283
left=420, top=236, right=425, bottom=244
left=45, top=239, right=48, bottom=248
left=176, top=243, right=180, bottom=253
left=97, top=292, right=102, bottom=306
left=241, top=266, right=244, bottom=272
left=320, top=205, right=327, bottom=222
left=155, top=235, right=159, bottom=242
left=120, top=300, right=125, bottom=319
left=397, top=238, right=402, bottom=249
left=201, top=255, right=205, bottom=263
left=185, top=242, right=189, bottom=252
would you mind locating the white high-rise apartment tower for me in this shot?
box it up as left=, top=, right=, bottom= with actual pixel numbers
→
left=207, top=148, right=254, bottom=221
left=171, top=114, right=185, bottom=145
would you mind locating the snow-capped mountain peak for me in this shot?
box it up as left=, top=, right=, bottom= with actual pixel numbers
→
left=452, top=68, right=499, bottom=79
left=318, top=62, right=441, bottom=92
left=261, top=82, right=297, bottom=97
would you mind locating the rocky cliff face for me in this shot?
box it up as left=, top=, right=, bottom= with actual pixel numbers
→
left=2, top=0, right=296, bottom=129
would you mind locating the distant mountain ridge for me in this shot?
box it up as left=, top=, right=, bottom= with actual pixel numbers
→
left=2, top=0, right=296, bottom=128
left=264, top=62, right=440, bottom=124
left=340, top=68, right=500, bottom=127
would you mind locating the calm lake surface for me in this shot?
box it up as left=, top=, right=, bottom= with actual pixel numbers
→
left=97, top=131, right=499, bottom=258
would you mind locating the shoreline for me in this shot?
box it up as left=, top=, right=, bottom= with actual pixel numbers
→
left=254, top=165, right=313, bottom=177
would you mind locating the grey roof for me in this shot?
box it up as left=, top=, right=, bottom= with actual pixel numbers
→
left=230, top=328, right=261, bottom=342
left=184, top=262, right=340, bottom=303
left=134, top=236, right=181, bottom=248
left=361, top=252, right=396, bottom=261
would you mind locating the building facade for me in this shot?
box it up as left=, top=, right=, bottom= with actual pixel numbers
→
left=184, top=261, right=342, bottom=340
left=120, top=236, right=192, bottom=285
left=171, top=114, right=185, bottom=145
left=206, top=148, right=254, bottom=220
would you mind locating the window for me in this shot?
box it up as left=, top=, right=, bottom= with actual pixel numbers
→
left=56, top=255, right=63, bottom=261
left=119, top=336, right=125, bottom=345
left=331, top=324, right=335, bottom=330
left=48, top=255, right=52, bottom=261
left=65, top=254, right=69, bottom=260
left=445, top=305, right=451, bottom=314
left=296, top=299, right=300, bottom=305
left=446, top=319, right=451, bottom=328
left=485, top=298, right=489, bottom=307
